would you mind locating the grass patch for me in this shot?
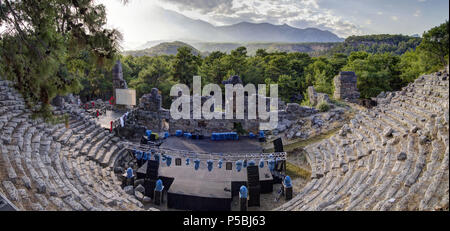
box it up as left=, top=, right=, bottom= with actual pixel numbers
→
left=265, top=127, right=340, bottom=153
left=329, top=99, right=349, bottom=108
left=286, top=161, right=311, bottom=180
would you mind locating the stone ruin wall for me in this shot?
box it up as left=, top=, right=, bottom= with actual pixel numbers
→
left=333, top=71, right=360, bottom=101
left=135, top=84, right=318, bottom=136
left=136, top=88, right=269, bottom=135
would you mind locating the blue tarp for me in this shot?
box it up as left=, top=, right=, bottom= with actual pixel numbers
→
left=164, top=132, right=169, bottom=138
left=211, top=132, right=239, bottom=141
left=184, top=133, right=192, bottom=139
left=175, top=130, right=183, bottom=137
left=145, top=130, right=152, bottom=137
left=239, top=186, right=248, bottom=198
left=249, top=132, right=256, bottom=138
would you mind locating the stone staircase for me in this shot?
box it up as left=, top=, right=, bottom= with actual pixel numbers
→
left=1, top=68, right=448, bottom=211
left=0, top=78, right=144, bottom=211
left=276, top=69, right=449, bottom=211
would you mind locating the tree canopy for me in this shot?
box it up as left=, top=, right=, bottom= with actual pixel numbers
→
left=0, top=0, right=122, bottom=117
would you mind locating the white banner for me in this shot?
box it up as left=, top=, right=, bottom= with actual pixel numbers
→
left=116, top=89, right=136, bottom=106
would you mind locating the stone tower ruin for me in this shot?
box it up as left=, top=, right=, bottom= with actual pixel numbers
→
left=333, top=71, right=360, bottom=101
left=112, top=60, right=128, bottom=99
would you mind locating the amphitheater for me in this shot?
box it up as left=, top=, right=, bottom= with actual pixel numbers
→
left=0, top=68, right=449, bottom=211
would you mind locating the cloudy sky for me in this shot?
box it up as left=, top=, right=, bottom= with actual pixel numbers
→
left=97, top=0, right=449, bottom=50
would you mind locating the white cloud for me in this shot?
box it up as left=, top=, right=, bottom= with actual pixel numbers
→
left=391, top=16, right=399, bottom=21
left=414, top=10, right=421, bottom=17
left=159, top=0, right=363, bottom=37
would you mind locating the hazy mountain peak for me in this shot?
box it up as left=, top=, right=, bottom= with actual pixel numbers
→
left=132, top=7, right=343, bottom=47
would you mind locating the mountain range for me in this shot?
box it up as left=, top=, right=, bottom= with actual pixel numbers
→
left=131, top=6, right=343, bottom=51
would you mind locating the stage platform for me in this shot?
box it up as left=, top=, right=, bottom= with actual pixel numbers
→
left=137, top=159, right=274, bottom=211
left=159, top=136, right=263, bottom=154
left=96, top=110, right=123, bottom=129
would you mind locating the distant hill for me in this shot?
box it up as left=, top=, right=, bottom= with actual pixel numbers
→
left=123, top=34, right=422, bottom=57
left=123, top=41, right=339, bottom=57
left=191, top=42, right=339, bottom=56
left=326, top=34, right=422, bottom=55
left=126, top=7, right=343, bottom=45
left=215, top=22, right=343, bottom=43
left=123, top=41, right=201, bottom=57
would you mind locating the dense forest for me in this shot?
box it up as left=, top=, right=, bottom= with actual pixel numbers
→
left=0, top=0, right=448, bottom=117
left=325, top=34, right=422, bottom=56
left=115, top=21, right=449, bottom=108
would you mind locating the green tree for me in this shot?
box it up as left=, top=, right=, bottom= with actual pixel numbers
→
left=418, top=21, right=449, bottom=67
left=277, top=74, right=299, bottom=103
left=171, top=46, right=199, bottom=86
left=221, top=46, right=248, bottom=77
left=0, top=0, right=122, bottom=117
left=343, top=52, right=401, bottom=98
left=199, top=51, right=227, bottom=85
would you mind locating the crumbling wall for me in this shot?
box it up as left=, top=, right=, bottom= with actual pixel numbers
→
left=134, top=75, right=321, bottom=135
left=333, top=71, right=360, bottom=101
left=308, top=86, right=330, bottom=106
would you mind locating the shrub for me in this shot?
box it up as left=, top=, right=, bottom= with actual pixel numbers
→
left=300, top=90, right=312, bottom=107
left=317, top=101, right=330, bottom=112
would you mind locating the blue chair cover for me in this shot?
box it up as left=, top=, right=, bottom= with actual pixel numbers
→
left=239, top=186, right=248, bottom=198
left=136, top=151, right=142, bottom=160
left=126, top=167, right=133, bottom=179
left=207, top=160, right=213, bottom=172
left=284, top=176, right=292, bottom=188
left=186, top=158, right=190, bottom=165
left=194, top=159, right=200, bottom=170
left=248, top=160, right=256, bottom=166
left=218, top=159, right=223, bottom=168
left=268, top=159, right=275, bottom=171
left=155, top=179, right=163, bottom=191
left=142, top=152, right=148, bottom=161
left=259, top=158, right=265, bottom=168
left=243, top=160, right=248, bottom=168
left=236, top=160, right=243, bottom=172
left=166, top=155, right=172, bottom=167
left=154, top=154, right=160, bottom=162
left=259, top=130, right=265, bottom=138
